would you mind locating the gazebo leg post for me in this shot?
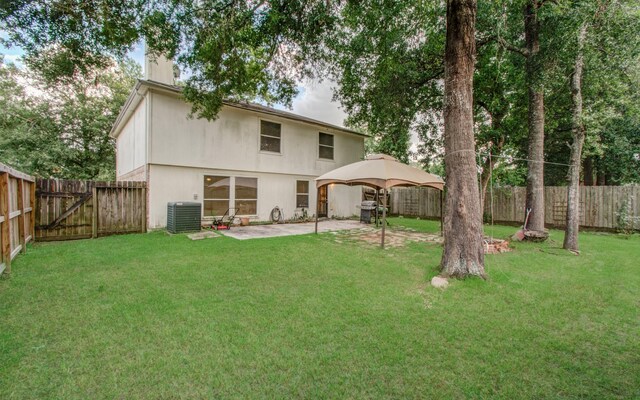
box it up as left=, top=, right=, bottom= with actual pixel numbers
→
left=381, top=188, right=387, bottom=249
left=375, top=189, right=379, bottom=227
left=315, top=186, right=320, bottom=234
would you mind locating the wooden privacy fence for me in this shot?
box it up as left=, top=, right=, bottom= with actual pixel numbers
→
left=391, top=187, right=443, bottom=219
left=391, top=185, right=640, bottom=231
left=0, top=163, right=36, bottom=275
left=36, top=179, right=146, bottom=241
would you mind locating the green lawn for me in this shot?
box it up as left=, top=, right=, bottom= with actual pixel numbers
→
left=1, top=218, right=638, bottom=399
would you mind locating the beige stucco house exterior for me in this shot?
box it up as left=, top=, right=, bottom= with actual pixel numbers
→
left=110, top=56, right=365, bottom=229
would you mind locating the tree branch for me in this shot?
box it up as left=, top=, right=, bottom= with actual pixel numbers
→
left=537, top=0, right=558, bottom=8
left=476, top=35, right=495, bottom=49
left=475, top=99, right=493, bottom=118
left=497, top=36, right=528, bottom=58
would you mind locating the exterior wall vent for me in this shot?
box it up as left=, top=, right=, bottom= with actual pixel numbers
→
left=167, top=202, right=201, bottom=233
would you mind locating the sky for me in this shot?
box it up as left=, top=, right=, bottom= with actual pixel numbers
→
left=0, top=31, right=22, bottom=65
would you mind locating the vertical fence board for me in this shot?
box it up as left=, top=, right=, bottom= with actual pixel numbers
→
left=1, top=172, right=10, bottom=273
left=17, top=179, right=25, bottom=253
left=391, top=185, right=639, bottom=230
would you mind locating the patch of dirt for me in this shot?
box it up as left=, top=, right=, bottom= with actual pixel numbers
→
left=331, top=226, right=443, bottom=248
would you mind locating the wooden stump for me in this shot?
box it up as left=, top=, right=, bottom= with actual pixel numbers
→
left=523, top=230, right=549, bottom=242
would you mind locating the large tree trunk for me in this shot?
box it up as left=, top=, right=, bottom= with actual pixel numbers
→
left=440, top=0, right=485, bottom=278
left=524, top=0, right=546, bottom=232
left=583, top=156, right=594, bottom=185
left=563, top=24, right=587, bottom=252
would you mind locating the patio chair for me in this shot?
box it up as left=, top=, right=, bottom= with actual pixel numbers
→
left=212, top=208, right=239, bottom=230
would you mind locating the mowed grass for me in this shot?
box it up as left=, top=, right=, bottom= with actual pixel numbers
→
left=0, top=218, right=638, bottom=399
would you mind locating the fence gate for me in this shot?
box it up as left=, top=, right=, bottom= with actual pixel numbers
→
left=1, top=163, right=36, bottom=275
left=36, top=179, right=146, bottom=241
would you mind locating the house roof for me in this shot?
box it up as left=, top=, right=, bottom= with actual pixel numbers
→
left=109, top=79, right=366, bottom=138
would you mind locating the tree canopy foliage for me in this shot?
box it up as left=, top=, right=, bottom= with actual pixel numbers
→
left=537, top=0, right=640, bottom=186
left=0, top=55, right=139, bottom=179
left=2, top=0, right=637, bottom=180
left=1, top=0, right=332, bottom=118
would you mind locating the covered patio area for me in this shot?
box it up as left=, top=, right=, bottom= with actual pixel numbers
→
left=315, top=154, right=445, bottom=248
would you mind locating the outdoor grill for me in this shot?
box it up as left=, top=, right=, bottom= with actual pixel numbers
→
left=360, top=200, right=377, bottom=224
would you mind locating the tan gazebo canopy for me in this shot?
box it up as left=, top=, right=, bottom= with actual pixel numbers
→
left=315, top=154, right=444, bottom=190
left=314, top=154, right=445, bottom=248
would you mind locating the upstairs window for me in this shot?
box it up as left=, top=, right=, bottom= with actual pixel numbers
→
left=319, top=132, right=334, bottom=160
left=296, top=180, right=309, bottom=208
left=260, top=120, right=281, bottom=153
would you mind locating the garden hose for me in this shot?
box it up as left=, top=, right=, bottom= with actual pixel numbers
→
left=270, top=206, right=283, bottom=223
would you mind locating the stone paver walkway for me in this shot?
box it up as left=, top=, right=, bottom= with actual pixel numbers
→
left=220, top=219, right=443, bottom=248
left=331, top=226, right=443, bottom=248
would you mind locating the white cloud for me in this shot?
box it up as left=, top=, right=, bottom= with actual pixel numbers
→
left=289, top=78, right=347, bottom=127
left=285, top=78, right=424, bottom=157
left=1, top=54, right=23, bottom=67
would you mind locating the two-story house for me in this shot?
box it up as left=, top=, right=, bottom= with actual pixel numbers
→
left=110, top=55, right=365, bottom=229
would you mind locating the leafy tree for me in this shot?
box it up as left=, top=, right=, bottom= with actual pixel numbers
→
left=593, top=117, right=640, bottom=184
left=474, top=7, right=529, bottom=212
left=0, top=56, right=60, bottom=175
left=555, top=0, right=640, bottom=250
left=494, top=0, right=560, bottom=232
left=563, top=21, right=587, bottom=252
left=322, top=1, right=446, bottom=164
left=441, top=0, right=485, bottom=277
left=1, top=0, right=333, bottom=119
left=0, top=55, right=140, bottom=179
left=581, top=0, right=640, bottom=186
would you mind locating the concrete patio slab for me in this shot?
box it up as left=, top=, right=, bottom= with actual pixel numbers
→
left=222, top=219, right=363, bottom=240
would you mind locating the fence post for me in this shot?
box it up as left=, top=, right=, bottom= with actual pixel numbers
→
left=30, top=181, right=35, bottom=240
left=1, top=172, right=10, bottom=274
left=92, top=186, right=98, bottom=238
left=141, top=186, right=147, bottom=233
left=17, top=178, right=25, bottom=253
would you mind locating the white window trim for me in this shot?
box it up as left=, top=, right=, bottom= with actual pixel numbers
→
left=318, top=132, right=335, bottom=161
left=295, top=180, right=310, bottom=209
left=259, top=118, right=283, bottom=155
left=202, top=175, right=259, bottom=219
left=203, top=174, right=231, bottom=219
left=234, top=176, right=259, bottom=217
